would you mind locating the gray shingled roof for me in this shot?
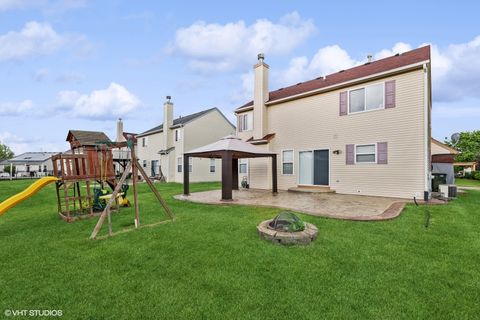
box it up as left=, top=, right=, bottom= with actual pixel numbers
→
left=6, top=152, right=58, bottom=164
left=137, top=107, right=217, bottom=137
left=67, top=130, right=111, bottom=146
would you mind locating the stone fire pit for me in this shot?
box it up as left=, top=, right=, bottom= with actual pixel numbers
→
left=257, top=212, right=318, bottom=245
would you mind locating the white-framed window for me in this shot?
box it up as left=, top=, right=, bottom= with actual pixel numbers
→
left=175, top=129, right=182, bottom=142
left=142, top=137, right=148, bottom=147
left=189, top=158, right=193, bottom=173
left=238, top=112, right=253, bottom=132
left=142, top=160, right=147, bottom=168
left=209, top=159, right=215, bottom=173
left=349, top=83, right=384, bottom=114
left=282, top=150, right=294, bottom=175
left=355, top=144, right=376, bottom=163
left=239, top=159, right=248, bottom=174
left=177, top=157, right=182, bottom=173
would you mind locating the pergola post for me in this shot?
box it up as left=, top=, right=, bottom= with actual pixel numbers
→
left=271, top=154, right=278, bottom=194
left=232, top=158, right=239, bottom=190
left=221, top=151, right=233, bottom=200
left=183, top=154, right=190, bottom=195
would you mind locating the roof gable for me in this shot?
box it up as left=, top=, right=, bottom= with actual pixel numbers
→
left=138, top=107, right=218, bottom=137
left=236, top=46, right=431, bottom=111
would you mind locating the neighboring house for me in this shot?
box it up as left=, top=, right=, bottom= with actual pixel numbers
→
left=136, top=98, right=235, bottom=182
left=431, top=138, right=459, bottom=184
left=235, top=47, right=432, bottom=199
left=0, top=152, right=57, bottom=176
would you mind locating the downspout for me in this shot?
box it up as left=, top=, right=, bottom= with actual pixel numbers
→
left=423, top=63, right=431, bottom=196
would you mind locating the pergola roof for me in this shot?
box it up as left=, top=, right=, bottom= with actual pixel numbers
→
left=185, top=135, right=276, bottom=158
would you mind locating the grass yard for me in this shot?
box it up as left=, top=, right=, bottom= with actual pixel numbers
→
left=0, top=180, right=479, bottom=319
left=456, top=178, right=480, bottom=187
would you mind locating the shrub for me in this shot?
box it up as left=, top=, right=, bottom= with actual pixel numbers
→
left=473, top=171, right=480, bottom=180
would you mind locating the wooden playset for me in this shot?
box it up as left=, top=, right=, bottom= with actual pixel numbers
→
left=52, top=130, right=174, bottom=238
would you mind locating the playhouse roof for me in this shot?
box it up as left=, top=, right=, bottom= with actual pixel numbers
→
left=66, top=130, right=112, bottom=147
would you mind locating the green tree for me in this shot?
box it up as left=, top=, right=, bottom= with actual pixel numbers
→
left=0, top=143, right=14, bottom=161
left=445, top=131, right=480, bottom=162
left=3, top=165, right=15, bottom=175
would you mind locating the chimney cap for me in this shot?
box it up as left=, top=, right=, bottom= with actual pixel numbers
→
left=257, top=53, right=265, bottom=61
left=367, top=54, right=373, bottom=63
left=166, top=95, right=171, bottom=101
left=118, top=117, right=122, bottom=121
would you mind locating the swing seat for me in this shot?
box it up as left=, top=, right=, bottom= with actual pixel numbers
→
left=98, top=192, right=124, bottom=200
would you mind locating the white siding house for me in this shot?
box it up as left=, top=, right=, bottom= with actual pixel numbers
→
left=136, top=98, right=235, bottom=183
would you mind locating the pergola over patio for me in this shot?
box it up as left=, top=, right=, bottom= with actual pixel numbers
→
left=183, top=135, right=277, bottom=200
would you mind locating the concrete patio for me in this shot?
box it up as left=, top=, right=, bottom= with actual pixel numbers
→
left=175, top=189, right=409, bottom=221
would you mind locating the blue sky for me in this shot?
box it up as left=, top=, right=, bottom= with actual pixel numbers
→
left=1, top=0, right=479, bottom=153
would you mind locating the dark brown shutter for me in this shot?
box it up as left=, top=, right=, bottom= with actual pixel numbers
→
left=385, top=80, right=396, bottom=108
left=339, top=91, right=348, bottom=116
left=346, top=144, right=354, bottom=165
left=377, top=142, right=388, bottom=164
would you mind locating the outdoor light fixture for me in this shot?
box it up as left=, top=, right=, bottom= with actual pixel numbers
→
left=333, top=150, right=341, bottom=155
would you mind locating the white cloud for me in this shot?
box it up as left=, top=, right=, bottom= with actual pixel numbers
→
left=56, top=82, right=141, bottom=120
left=430, top=36, right=480, bottom=102
left=0, top=100, right=33, bottom=116
left=230, top=71, right=254, bottom=104
left=276, top=44, right=359, bottom=86
left=0, top=131, right=63, bottom=155
left=275, top=36, right=480, bottom=105
left=375, top=42, right=412, bottom=60
left=170, top=11, right=316, bottom=72
left=0, top=21, right=92, bottom=61
left=0, top=21, right=63, bottom=61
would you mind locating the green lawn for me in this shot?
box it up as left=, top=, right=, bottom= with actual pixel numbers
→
left=0, top=180, right=479, bottom=319
left=456, top=178, right=480, bottom=187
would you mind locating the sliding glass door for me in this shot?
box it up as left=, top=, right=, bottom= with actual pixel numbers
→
left=299, top=150, right=329, bottom=185
left=299, top=151, right=314, bottom=185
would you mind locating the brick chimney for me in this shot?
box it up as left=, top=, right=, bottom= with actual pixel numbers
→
left=163, top=96, right=174, bottom=149
left=253, top=53, right=269, bottom=139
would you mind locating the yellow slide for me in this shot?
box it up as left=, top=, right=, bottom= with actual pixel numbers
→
left=0, top=176, right=59, bottom=216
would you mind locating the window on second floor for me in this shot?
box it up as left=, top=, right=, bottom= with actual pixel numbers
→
left=349, top=83, right=384, bottom=113
left=142, top=137, right=148, bottom=147
left=175, top=129, right=182, bottom=142
left=238, top=112, right=253, bottom=132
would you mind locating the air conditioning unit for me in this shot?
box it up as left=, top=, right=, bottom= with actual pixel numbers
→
left=439, top=184, right=457, bottom=198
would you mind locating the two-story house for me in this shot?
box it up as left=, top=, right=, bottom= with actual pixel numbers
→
left=136, top=97, right=235, bottom=183
left=235, top=47, right=432, bottom=199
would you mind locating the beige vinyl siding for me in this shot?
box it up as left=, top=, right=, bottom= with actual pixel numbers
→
left=182, top=109, right=235, bottom=182
left=249, top=69, right=427, bottom=199
left=431, top=140, right=455, bottom=155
